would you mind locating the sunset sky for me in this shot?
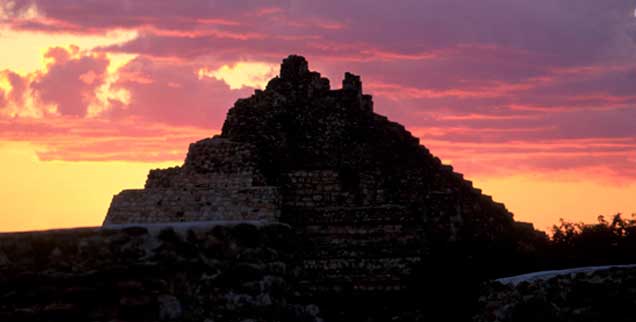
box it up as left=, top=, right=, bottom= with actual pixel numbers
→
left=0, top=0, right=635, bottom=232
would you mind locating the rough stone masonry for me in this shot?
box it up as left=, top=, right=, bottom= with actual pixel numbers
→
left=104, top=55, right=535, bottom=307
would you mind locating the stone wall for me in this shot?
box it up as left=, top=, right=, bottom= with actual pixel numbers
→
left=104, top=138, right=280, bottom=225
left=146, top=138, right=265, bottom=190
left=0, top=224, right=322, bottom=322
left=105, top=187, right=280, bottom=224
left=180, top=137, right=263, bottom=178
left=282, top=170, right=388, bottom=208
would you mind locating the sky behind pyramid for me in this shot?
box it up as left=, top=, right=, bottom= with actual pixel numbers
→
left=1, top=0, right=635, bottom=231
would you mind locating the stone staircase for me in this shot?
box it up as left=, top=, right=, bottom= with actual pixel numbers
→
left=282, top=205, right=422, bottom=297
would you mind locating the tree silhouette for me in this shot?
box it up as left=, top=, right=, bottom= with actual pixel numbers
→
left=548, top=213, right=636, bottom=267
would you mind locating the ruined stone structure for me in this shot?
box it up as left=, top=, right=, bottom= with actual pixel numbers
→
left=106, top=55, right=512, bottom=235
left=105, top=138, right=279, bottom=224
left=105, top=54, right=519, bottom=287
left=102, top=55, right=535, bottom=319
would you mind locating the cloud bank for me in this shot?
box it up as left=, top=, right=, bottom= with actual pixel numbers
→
left=0, top=0, right=635, bottom=181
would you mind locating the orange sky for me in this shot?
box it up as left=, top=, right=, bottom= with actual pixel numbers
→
left=0, top=142, right=177, bottom=231
left=1, top=141, right=634, bottom=232
left=0, top=1, right=635, bottom=232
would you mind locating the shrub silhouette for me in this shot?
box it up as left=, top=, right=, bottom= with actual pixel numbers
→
left=548, top=213, right=636, bottom=268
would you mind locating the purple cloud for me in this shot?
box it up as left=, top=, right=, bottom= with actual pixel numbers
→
left=0, top=0, right=635, bottom=179
left=30, top=47, right=109, bottom=116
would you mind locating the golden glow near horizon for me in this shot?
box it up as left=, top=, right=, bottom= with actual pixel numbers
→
left=0, top=142, right=179, bottom=232
left=475, top=175, right=636, bottom=232
left=1, top=138, right=633, bottom=233
left=198, top=62, right=277, bottom=89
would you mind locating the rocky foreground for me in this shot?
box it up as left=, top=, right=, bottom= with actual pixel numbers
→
left=3, top=224, right=636, bottom=322
left=474, top=266, right=636, bottom=322
left=0, top=223, right=322, bottom=322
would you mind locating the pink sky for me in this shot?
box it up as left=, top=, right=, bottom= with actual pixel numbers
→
left=0, top=0, right=635, bottom=231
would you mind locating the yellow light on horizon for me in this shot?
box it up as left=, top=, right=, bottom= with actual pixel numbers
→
left=474, top=174, right=636, bottom=232
left=0, top=142, right=178, bottom=233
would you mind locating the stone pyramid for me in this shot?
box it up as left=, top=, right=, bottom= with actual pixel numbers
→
left=105, top=55, right=512, bottom=234
left=104, top=55, right=529, bottom=296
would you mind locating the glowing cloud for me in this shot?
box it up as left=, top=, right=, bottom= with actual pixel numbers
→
left=0, top=27, right=137, bottom=74
left=198, top=62, right=277, bottom=89
left=0, top=73, right=11, bottom=93
left=86, top=53, right=136, bottom=117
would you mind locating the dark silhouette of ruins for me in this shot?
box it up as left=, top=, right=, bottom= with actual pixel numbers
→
left=103, top=55, right=541, bottom=316
left=0, top=55, right=551, bottom=322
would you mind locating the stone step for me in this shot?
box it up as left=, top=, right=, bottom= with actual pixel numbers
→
left=295, top=222, right=420, bottom=236
left=297, top=234, right=420, bottom=256
left=300, top=256, right=421, bottom=276
left=282, top=205, right=412, bottom=225
left=296, top=276, right=411, bottom=294
left=299, top=224, right=417, bottom=236
left=303, top=233, right=419, bottom=247
left=300, top=247, right=421, bottom=259
left=105, top=187, right=280, bottom=224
